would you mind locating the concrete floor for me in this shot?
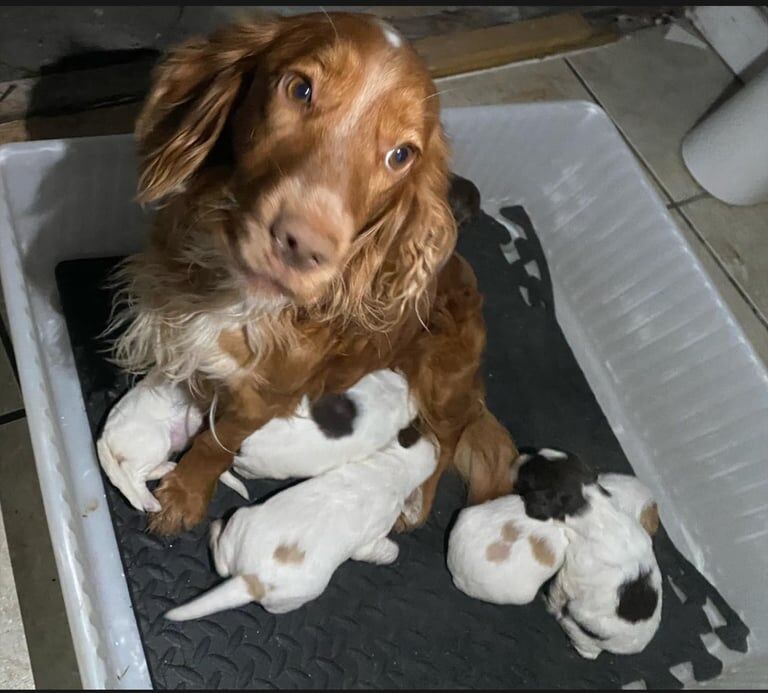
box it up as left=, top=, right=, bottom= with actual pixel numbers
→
left=0, top=18, right=766, bottom=689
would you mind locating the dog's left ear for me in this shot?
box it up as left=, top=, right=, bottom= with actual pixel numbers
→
left=136, top=19, right=280, bottom=203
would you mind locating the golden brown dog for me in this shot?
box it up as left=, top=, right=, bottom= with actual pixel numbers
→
left=109, top=12, right=517, bottom=535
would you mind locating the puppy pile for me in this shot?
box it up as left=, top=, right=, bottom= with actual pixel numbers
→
left=163, top=369, right=438, bottom=619
left=448, top=448, right=662, bottom=659
left=135, top=368, right=663, bottom=660
left=166, top=423, right=435, bottom=619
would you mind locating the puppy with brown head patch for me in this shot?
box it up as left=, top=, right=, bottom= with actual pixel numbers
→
left=164, top=425, right=437, bottom=619
left=99, top=11, right=516, bottom=536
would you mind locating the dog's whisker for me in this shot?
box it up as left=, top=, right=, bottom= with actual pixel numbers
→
left=422, top=88, right=457, bottom=103
left=319, top=7, right=339, bottom=40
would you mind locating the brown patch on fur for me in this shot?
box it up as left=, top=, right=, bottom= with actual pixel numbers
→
left=244, top=574, right=266, bottom=600
left=640, top=502, right=660, bottom=537
left=501, top=521, right=519, bottom=543
left=273, top=543, right=305, bottom=564
left=529, top=535, right=556, bottom=567
left=486, top=541, right=511, bottom=563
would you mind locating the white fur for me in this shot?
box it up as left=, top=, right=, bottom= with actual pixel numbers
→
left=375, top=18, right=403, bottom=48
left=164, top=434, right=438, bottom=619
left=598, top=473, right=657, bottom=532
left=232, top=369, right=416, bottom=482
left=96, top=371, right=203, bottom=512
left=447, top=494, right=569, bottom=605
left=538, top=448, right=568, bottom=461
left=547, top=486, right=662, bottom=659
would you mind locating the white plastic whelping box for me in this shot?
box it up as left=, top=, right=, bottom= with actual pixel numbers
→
left=1, top=103, right=768, bottom=689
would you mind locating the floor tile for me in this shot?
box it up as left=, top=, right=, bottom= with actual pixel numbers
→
left=437, top=57, right=594, bottom=107
left=669, top=209, right=768, bottom=370
left=677, top=196, right=768, bottom=326
left=0, top=509, right=33, bottom=689
left=568, top=24, right=735, bottom=203
left=0, top=418, right=80, bottom=689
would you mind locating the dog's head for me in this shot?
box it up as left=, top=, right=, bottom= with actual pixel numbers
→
left=136, top=12, right=455, bottom=325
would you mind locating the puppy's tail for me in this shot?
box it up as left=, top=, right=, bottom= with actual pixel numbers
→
left=453, top=406, right=517, bottom=506
left=164, top=575, right=257, bottom=621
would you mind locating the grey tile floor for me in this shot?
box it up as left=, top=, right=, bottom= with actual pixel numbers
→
left=1, top=21, right=766, bottom=689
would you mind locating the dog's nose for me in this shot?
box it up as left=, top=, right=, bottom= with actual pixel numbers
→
left=270, top=215, right=335, bottom=272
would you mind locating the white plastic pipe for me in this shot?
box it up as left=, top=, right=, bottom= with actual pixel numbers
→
left=682, top=65, right=768, bottom=206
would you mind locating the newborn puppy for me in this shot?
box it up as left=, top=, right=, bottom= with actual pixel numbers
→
left=447, top=493, right=569, bottom=605
left=226, top=370, right=416, bottom=497
left=164, top=424, right=437, bottom=620
left=97, top=374, right=203, bottom=512
left=547, top=484, right=662, bottom=659
left=598, top=473, right=659, bottom=537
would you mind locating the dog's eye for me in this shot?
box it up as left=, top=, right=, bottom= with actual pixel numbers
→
left=385, top=144, right=414, bottom=171
left=285, top=74, right=312, bottom=104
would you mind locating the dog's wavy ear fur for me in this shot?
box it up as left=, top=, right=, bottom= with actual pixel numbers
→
left=135, top=19, right=280, bottom=203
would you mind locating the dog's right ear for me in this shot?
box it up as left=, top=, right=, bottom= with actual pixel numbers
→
left=136, top=19, right=280, bottom=203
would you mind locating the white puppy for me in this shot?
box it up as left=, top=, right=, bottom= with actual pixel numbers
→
left=447, top=493, right=569, bottom=605
left=546, top=484, right=662, bottom=659
left=98, top=368, right=413, bottom=507
left=164, top=425, right=437, bottom=620
left=598, top=473, right=659, bottom=537
left=230, top=369, right=416, bottom=485
left=96, top=372, right=203, bottom=512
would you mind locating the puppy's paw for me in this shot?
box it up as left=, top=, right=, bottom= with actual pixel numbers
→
left=148, top=471, right=209, bottom=536
left=393, top=487, right=426, bottom=533
left=97, top=436, right=172, bottom=513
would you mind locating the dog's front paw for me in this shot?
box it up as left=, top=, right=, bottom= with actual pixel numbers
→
left=148, top=471, right=210, bottom=536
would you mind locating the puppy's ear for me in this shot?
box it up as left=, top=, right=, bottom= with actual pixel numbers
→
left=136, top=19, right=280, bottom=203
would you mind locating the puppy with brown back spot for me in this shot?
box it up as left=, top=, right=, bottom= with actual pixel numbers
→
left=447, top=492, right=569, bottom=605
left=447, top=447, right=582, bottom=606
left=165, top=425, right=437, bottom=619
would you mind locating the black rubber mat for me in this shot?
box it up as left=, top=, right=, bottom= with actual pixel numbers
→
left=55, top=206, right=749, bottom=689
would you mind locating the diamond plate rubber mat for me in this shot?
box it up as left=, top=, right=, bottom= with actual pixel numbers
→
left=55, top=205, right=748, bottom=689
